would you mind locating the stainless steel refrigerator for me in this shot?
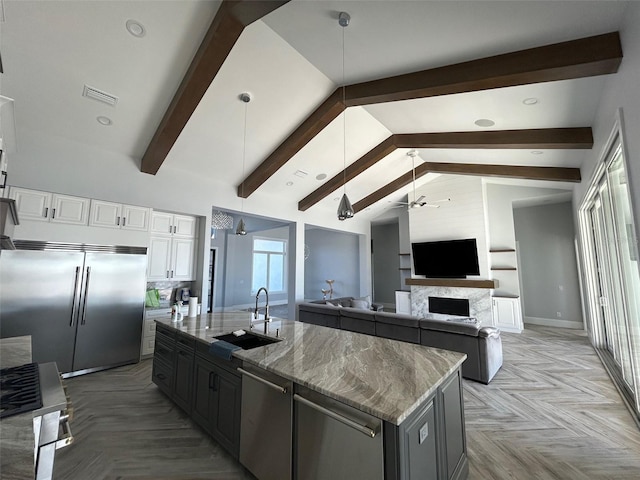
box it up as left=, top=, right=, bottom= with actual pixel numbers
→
left=0, top=241, right=147, bottom=376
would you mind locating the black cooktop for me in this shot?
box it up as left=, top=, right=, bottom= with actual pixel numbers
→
left=0, top=362, right=43, bottom=419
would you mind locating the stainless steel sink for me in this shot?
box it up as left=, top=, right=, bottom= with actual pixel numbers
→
left=214, top=331, right=281, bottom=350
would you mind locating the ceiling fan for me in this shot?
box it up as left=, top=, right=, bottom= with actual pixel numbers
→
left=391, top=151, right=450, bottom=209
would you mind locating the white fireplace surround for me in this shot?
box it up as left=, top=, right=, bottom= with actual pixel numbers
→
left=410, top=285, right=493, bottom=326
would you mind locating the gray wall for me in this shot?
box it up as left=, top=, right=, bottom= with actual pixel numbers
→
left=513, top=202, right=583, bottom=327
left=304, top=227, right=360, bottom=300
left=372, top=222, right=400, bottom=305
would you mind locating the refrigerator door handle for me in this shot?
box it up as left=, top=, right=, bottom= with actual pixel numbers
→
left=70, top=267, right=82, bottom=327
left=80, top=267, right=91, bottom=325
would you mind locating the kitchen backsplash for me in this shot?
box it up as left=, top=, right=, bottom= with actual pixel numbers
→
left=146, top=281, right=196, bottom=309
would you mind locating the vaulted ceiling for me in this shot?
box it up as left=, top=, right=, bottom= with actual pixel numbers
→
left=1, top=0, right=631, bottom=221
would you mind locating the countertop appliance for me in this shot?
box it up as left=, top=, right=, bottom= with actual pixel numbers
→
left=0, top=360, right=73, bottom=480
left=0, top=241, right=147, bottom=376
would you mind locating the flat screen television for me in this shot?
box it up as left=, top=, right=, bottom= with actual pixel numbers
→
left=411, top=238, right=480, bottom=278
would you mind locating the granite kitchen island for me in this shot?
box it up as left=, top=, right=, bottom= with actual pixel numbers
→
left=153, top=313, right=468, bottom=480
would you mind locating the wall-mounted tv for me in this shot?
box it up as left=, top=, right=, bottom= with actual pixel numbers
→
left=411, top=238, right=480, bottom=278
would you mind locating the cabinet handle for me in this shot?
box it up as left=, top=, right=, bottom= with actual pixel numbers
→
left=116, top=216, right=120, bottom=226
left=169, top=225, right=172, bottom=233
left=238, top=368, right=288, bottom=394
left=166, top=270, right=170, bottom=278
left=44, top=207, right=48, bottom=218
left=170, top=270, right=173, bottom=278
left=173, top=225, right=177, bottom=234
left=209, top=372, right=217, bottom=391
left=122, top=217, right=126, bottom=227
left=293, top=394, right=378, bottom=438
left=156, top=373, right=166, bottom=381
left=52, top=208, right=56, bottom=219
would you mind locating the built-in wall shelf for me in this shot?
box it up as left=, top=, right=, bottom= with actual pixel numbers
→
left=399, top=253, right=410, bottom=256
left=493, top=294, right=520, bottom=299
left=489, top=248, right=516, bottom=253
left=406, top=278, right=498, bottom=289
left=399, top=267, right=411, bottom=271
left=491, top=267, right=517, bottom=271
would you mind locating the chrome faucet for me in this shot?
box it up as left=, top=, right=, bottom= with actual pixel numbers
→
left=251, top=287, right=271, bottom=334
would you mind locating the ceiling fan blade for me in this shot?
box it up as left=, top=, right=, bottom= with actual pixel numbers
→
left=421, top=203, right=441, bottom=208
left=415, top=195, right=426, bottom=203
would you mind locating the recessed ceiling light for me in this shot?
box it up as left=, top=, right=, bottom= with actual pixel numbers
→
left=126, top=19, right=146, bottom=38
left=474, top=118, right=495, bottom=127
left=286, top=181, right=294, bottom=186
left=531, top=150, right=544, bottom=155
left=97, top=116, right=112, bottom=126
left=316, top=173, right=327, bottom=181
left=523, top=97, right=539, bottom=105
left=294, top=169, right=308, bottom=178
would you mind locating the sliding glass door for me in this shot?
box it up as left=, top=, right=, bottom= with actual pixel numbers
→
left=580, top=133, right=640, bottom=419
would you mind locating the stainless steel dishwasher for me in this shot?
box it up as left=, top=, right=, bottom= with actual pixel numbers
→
left=238, top=364, right=293, bottom=480
left=295, top=386, right=384, bottom=480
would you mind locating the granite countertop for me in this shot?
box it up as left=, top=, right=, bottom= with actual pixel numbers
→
left=0, top=336, right=36, bottom=480
left=156, top=312, right=466, bottom=425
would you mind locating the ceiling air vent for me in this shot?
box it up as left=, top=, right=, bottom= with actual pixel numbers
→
left=82, top=85, right=118, bottom=106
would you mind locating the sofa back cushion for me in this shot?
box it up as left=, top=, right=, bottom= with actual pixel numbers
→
left=419, top=317, right=481, bottom=337
left=340, top=307, right=376, bottom=335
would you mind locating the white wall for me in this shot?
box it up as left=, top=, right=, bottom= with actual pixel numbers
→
left=410, top=175, right=489, bottom=278
left=372, top=222, right=400, bottom=305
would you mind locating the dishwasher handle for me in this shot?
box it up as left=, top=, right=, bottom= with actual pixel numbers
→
left=294, top=394, right=379, bottom=438
left=237, top=367, right=288, bottom=394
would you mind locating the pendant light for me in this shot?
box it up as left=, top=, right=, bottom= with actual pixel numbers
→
left=337, top=11, right=354, bottom=221
left=236, top=92, right=250, bottom=235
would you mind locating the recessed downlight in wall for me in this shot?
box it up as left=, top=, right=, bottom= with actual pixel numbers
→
left=286, top=181, right=294, bottom=186
left=531, top=150, right=544, bottom=155
left=97, top=116, right=112, bottom=126
left=126, top=19, right=146, bottom=38
left=474, top=118, right=495, bottom=127
left=523, top=97, right=539, bottom=105
left=316, top=173, right=327, bottom=181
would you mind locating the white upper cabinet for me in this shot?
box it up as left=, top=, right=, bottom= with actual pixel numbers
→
left=150, top=211, right=196, bottom=237
left=89, top=200, right=150, bottom=231
left=11, top=187, right=89, bottom=225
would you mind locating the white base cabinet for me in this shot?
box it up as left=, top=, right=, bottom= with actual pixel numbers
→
left=492, top=297, right=523, bottom=333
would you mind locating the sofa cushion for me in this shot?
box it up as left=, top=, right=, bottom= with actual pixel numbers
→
left=375, top=311, right=419, bottom=328
left=340, top=307, right=376, bottom=321
left=340, top=307, right=376, bottom=335
left=350, top=299, right=370, bottom=309
left=419, top=317, right=481, bottom=337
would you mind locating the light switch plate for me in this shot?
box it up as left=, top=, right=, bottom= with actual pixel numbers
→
left=419, top=422, right=429, bottom=444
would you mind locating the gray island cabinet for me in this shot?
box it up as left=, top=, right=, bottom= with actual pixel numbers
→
left=152, top=315, right=468, bottom=480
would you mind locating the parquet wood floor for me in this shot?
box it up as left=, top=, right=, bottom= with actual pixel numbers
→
left=54, top=325, right=640, bottom=480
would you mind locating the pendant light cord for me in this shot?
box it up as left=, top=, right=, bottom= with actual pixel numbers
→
left=342, top=19, right=347, bottom=195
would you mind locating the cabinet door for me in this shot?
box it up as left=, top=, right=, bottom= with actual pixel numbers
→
left=147, top=236, right=172, bottom=280
left=89, top=200, right=122, bottom=228
left=395, top=291, right=411, bottom=315
left=440, top=372, right=466, bottom=480
left=172, top=237, right=195, bottom=280
left=492, top=297, right=522, bottom=332
left=192, top=357, right=215, bottom=433
left=122, top=205, right=150, bottom=231
left=173, top=214, right=197, bottom=237
left=211, top=366, right=242, bottom=458
left=150, top=211, right=174, bottom=235
left=51, top=194, right=90, bottom=225
left=402, top=398, right=439, bottom=480
left=11, top=187, right=50, bottom=221
left=173, top=346, right=194, bottom=413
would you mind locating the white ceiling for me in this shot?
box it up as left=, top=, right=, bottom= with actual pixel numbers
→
left=0, top=0, right=631, bottom=222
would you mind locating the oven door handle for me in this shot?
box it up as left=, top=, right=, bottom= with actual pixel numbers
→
left=55, top=416, right=74, bottom=450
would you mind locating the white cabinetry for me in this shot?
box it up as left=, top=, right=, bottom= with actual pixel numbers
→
left=147, top=211, right=197, bottom=281
left=89, top=200, right=150, bottom=231
left=150, top=212, right=196, bottom=237
left=11, top=187, right=89, bottom=225
left=492, top=296, right=523, bottom=333
left=395, top=290, right=411, bottom=315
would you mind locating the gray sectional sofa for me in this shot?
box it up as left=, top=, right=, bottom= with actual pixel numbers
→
left=297, top=298, right=502, bottom=384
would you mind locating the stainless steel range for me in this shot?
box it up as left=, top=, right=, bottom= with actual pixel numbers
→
left=0, top=361, right=73, bottom=479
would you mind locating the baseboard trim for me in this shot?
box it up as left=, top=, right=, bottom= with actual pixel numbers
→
left=524, top=316, right=584, bottom=330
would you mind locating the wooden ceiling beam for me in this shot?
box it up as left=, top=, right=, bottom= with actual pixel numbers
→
left=301, top=128, right=591, bottom=211
left=241, top=32, right=619, bottom=197
left=140, top=0, right=289, bottom=175
left=353, top=162, right=581, bottom=213
left=345, top=32, right=622, bottom=106
left=297, top=136, right=397, bottom=211
left=238, top=89, right=344, bottom=197
left=394, top=128, right=593, bottom=149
